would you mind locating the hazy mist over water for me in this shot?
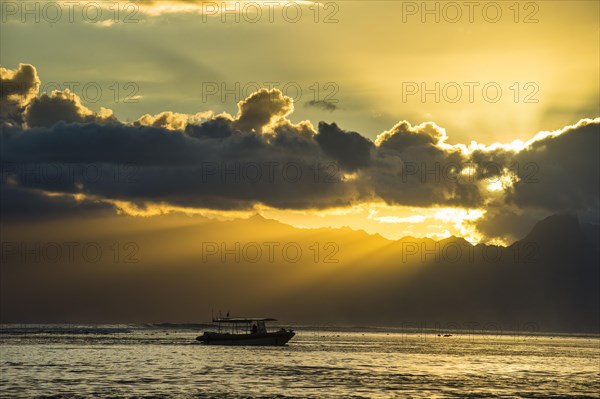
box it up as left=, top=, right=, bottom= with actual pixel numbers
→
left=1, top=325, right=598, bottom=399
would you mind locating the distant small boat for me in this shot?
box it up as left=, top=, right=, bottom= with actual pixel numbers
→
left=196, top=317, right=295, bottom=346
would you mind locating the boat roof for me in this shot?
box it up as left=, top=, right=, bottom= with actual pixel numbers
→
left=212, top=317, right=277, bottom=323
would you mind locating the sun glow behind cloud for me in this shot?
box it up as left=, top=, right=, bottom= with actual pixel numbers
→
left=261, top=202, right=487, bottom=244
left=39, top=187, right=489, bottom=244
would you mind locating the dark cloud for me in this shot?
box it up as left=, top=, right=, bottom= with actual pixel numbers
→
left=1, top=64, right=598, bottom=242
left=0, top=120, right=362, bottom=212
left=305, top=100, right=338, bottom=112
left=315, top=122, right=373, bottom=171
left=5, top=114, right=597, bottom=227
left=369, top=120, right=481, bottom=207
left=510, top=120, right=600, bottom=212
left=463, top=119, right=600, bottom=240
left=0, top=184, right=117, bottom=222
left=185, top=116, right=236, bottom=140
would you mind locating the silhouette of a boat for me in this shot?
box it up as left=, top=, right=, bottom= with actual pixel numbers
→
left=196, top=317, right=295, bottom=346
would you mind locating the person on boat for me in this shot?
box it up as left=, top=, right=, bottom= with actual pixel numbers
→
left=251, top=323, right=258, bottom=334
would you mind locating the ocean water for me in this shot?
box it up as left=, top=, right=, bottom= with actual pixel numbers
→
left=0, top=325, right=599, bottom=399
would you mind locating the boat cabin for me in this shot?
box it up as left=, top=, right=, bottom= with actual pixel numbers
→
left=212, top=317, right=277, bottom=334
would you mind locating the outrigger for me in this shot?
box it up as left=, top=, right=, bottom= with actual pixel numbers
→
left=196, top=317, right=295, bottom=346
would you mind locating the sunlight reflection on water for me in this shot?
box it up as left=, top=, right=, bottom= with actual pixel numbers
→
left=1, top=326, right=599, bottom=398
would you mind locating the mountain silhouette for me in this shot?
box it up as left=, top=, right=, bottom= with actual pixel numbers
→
left=1, top=213, right=598, bottom=332
left=520, top=214, right=586, bottom=247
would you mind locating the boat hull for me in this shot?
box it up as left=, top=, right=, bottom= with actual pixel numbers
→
left=196, top=330, right=295, bottom=346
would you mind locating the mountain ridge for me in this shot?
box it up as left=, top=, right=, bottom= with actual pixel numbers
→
left=1, top=212, right=598, bottom=331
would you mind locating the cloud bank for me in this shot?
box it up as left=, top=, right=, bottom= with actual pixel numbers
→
left=1, top=64, right=598, bottom=242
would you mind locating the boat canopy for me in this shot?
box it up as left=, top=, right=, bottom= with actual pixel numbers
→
left=212, top=317, right=277, bottom=323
